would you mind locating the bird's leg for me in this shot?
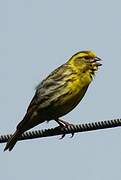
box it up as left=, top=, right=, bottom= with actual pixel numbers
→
left=55, top=119, right=72, bottom=127
left=55, top=118, right=75, bottom=139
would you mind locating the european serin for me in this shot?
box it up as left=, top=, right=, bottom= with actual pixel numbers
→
left=4, top=50, right=102, bottom=151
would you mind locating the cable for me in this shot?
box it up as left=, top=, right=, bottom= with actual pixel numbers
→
left=1, top=118, right=121, bottom=143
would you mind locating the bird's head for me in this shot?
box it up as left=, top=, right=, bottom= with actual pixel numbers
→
left=68, top=50, right=102, bottom=78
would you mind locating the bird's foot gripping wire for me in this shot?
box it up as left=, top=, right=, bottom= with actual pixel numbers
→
left=55, top=119, right=75, bottom=139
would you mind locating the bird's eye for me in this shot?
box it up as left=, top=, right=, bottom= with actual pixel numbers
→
left=84, top=56, right=90, bottom=60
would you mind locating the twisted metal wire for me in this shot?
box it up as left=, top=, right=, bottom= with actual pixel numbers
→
left=1, top=118, right=121, bottom=143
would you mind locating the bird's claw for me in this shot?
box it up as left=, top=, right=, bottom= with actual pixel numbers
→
left=70, top=132, right=74, bottom=138
left=58, top=124, right=75, bottom=139
left=55, top=118, right=75, bottom=139
left=59, top=133, right=66, bottom=140
left=59, top=131, right=75, bottom=140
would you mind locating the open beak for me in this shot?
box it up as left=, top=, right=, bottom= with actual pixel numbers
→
left=93, top=56, right=102, bottom=66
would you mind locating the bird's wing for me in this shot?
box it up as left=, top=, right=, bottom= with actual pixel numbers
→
left=16, top=63, right=74, bottom=131
left=27, top=63, right=73, bottom=112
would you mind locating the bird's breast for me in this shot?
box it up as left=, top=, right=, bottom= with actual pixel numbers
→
left=36, top=72, right=92, bottom=120
left=46, top=77, right=90, bottom=118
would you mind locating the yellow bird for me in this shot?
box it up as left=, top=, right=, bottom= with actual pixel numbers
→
left=4, top=50, right=102, bottom=151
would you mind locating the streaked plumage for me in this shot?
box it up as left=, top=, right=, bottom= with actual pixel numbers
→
left=4, top=50, right=102, bottom=151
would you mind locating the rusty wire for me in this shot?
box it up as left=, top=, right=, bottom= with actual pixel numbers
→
left=0, top=118, right=121, bottom=144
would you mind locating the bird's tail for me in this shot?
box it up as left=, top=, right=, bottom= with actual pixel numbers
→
left=4, top=130, right=21, bottom=151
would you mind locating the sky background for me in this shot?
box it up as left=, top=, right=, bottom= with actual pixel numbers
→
left=1, top=0, right=121, bottom=179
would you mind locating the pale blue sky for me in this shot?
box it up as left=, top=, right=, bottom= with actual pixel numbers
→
left=1, top=0, right=121, bottom=179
